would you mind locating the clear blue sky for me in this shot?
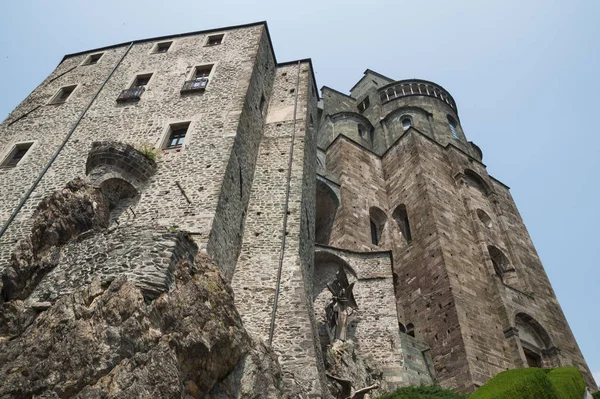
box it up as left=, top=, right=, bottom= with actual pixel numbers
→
left=1, top=0, right=598, bottom=385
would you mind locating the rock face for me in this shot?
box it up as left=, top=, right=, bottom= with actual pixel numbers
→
left=0, top=179, right=286, bottom=398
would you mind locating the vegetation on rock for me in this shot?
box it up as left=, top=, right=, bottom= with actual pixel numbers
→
left=468, top=367, right=585, bottom=399
left=376, top=385, right=466, bottom=399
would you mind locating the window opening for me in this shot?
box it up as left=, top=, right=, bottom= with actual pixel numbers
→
left=1, top=142, right=33, bottom=167
left=358, top=124, right=367, bottom=139
left=357, top=96, right=370, bottom=113
left=86, top=53, right=103, bottom=65
left=260, top=94, right=267, bottom=117
left=155, top=42, right=172, bottom=53
left=448, top=116, right=460, bottom=140
left=370, top=220, right=378, bottom=245
left=406, top=323, right=415, bottom=337
left=165, top=123, right=190, bottom=150
left=51, top=85, right=76, bottom=104
left=207, top=34, right=224, bottom=46
left=402, top=117, right=412, bottom=131
left=132, top=74, right=151, bottom=89
left=393, top=204, right=412, bottom=244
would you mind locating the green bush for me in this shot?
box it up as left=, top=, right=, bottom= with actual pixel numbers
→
left=591, top=390, right=600, bottom=399
left=469, top=368, right=557, bottom=399
left=546, top=367, right=585, bottom=399
left=469, top=367, right=585, bottom=399
left=135, top=142, right=160, bottom=161
left=376, top=385, right=466, bottom=399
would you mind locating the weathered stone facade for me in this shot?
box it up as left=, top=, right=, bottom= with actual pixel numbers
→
left=0, top=21, right=595, bottom=398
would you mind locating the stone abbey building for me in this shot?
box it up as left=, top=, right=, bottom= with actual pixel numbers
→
left=0, top=21, right=595, bottom=396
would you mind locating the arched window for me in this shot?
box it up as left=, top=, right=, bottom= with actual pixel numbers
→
left=515, top=313, right=553, bottom=368
left=402, top=117, right=412, bottom=131
left=315, top=180, right=340, bottom=245
left=369, top=206, right=387, bottom=246
left=358, top=124, right=366, bottom=139
left=476, top=209, right=492, bottom=228
left=464, top=169, right=490, bottom=196
left=393, top=204, right=412, bottom=244
left=399, top=322, right=407, bottom=334
left=487, top=245, right=510, bottom=277
left=448, top=116, right=460, bottom=140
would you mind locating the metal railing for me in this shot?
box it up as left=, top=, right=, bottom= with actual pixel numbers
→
left=116, top=86, right=145, bottom=102
left=379, top=80, right=457, bottom=111
left=180, top=78, right=209, bottom=93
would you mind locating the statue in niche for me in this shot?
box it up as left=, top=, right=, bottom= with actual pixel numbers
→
left=325, top=266, right=358, bottom=342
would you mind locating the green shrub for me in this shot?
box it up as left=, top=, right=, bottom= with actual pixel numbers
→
left=469, top=368, right=557, bottom=399
left=135, top=142, right=160, bottom=161
left=469, top=367, right=586, bottom=399
left=545, top=367, right=585, bottom=399
left=376, top=385, right=466, bottom=399
left=591, top=389, right=600, bottom=399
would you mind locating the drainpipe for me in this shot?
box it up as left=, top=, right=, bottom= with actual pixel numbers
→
left=268, top=61, right=302, bottom=345
left=0, top=42, right=134, bottom=239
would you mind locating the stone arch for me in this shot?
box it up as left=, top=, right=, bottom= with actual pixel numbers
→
left=315, top=179, right=340, bottom=245
left=477, top=209, right=492, bottom=228
left=369, top=206, right=387, bottom=246
left=392, top=204, right=412, bottom=244
left=100, top=178, right=140, bottom=226
left=464, top=169, right=491, bottom=196
left=313, top=251, right=358, bottom=351
left=86, top=141, right=157, bottom=189
left=487, top=245, right=510, bottom=277
left=330, top=112, right=375, bottom=132
left=515, top=313, right=554, bottom=367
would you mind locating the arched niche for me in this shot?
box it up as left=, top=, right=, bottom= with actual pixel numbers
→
left=477, top=209, right=492, bottom=228
left=369, top=206, right=387, bottom=246
left=315, top=179, right=340, bottom=245
left=515, top=313, right=555, bottom=368
left=329, top=112, right=375, bottom=149
left=464, top=169, right=491, bottom=196
left=487, top=245, right=510, bottom=277
left=100, top=178, right=140, bottom=226
left=392, top=204, right=412, bottom=244
left=313, top=251, right=358, bottom=351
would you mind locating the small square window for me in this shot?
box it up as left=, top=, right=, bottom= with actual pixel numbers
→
left=206, top=34, right=224, bottom=46
left=1, top=142, right=33, bottom=168
left=155, top=42, right=172, bottom=53
left=50, top=85, right=77, bottom=104
left=132, top=74, right=152, bottom=89
left=181, top=65, right=213, bottom=93
left=84, top=53, right=103, bottom=65
left=164, top=123, right=190, bottom=149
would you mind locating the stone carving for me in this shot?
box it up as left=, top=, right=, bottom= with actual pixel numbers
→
left=326, top=266, right=358, bottom=342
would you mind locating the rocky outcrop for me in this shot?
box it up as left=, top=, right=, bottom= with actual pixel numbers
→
left=0, top=178, right=287, bottom=398
left=325, top=340, right=387, bottom=399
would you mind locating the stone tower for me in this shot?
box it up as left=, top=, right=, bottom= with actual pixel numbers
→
left=315, top=69, right=596, bottom=391
left=0, top=21, right=595, bottom=398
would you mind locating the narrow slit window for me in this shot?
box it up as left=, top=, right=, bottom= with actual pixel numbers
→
left=448, top=116, right=460, bottom=140
left=370, top=220, right=379, bottom=245
left=358, top=124, right=367, bottom=139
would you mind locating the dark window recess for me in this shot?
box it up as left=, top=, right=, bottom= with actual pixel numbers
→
left=2, top=143, right=32, bottom=167
left=165, top=125, right=189, bottom=149
left=155, top=42, right=172, bottom=53
left=358, top=124, right=367, bottom=138
left=402, top=117, right=412, bottom=131
left=358, top=97, right=370, bottom=113
left=51, top=85, right=76, bottom=104
left=181, top=66, right=212, bottom=93
left=207, top=34, right=224, bottom=46
left=370, top=220, right=378, bottom=245
left=393, top=204, right=412, bottom=244
left=87, top=53, right=102, bottom=65
left=260, top=94, right=267, bottom=117
left=117, top=74, right=151, bottom=102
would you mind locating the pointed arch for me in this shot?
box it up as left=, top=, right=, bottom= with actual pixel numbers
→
left=464, top=169, right=491, bottom=196
left=487, top=245, right=510, bottom=277
left=515, top=313, right=554, bottom=368
left=369, top=206, right=387, bottom=246
left=315, top=179, right=340, bottom=245
left=392, top=204, right=412, bottom=244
